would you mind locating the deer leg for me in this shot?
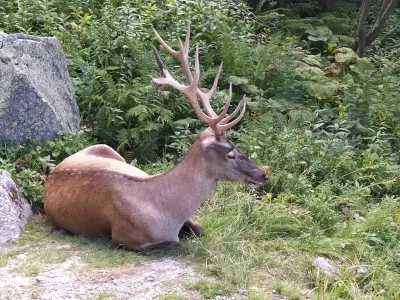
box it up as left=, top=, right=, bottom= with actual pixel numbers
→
left=111, top=223, right=150, bottom=250
left=111, top=222, right=181, bottom=250
left=179, top=219, right=204, bottom=237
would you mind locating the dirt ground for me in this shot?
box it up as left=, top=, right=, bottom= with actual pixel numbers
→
left=0, top=214, right=207, bottom=300
left=0, top=216, right=251, bottom=300
left=0, top=252, right=202, bottom=299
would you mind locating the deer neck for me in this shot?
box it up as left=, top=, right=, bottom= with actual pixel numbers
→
left=148, top=146, right=217, bottom=221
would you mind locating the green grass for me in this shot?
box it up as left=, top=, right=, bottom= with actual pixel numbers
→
left=36, top=249, right=69, bottom=264
left=31, top=197, right=392, bottom=300
left=13, top=261, right=42, bottom=276
left=4, top=170, right=400, bottom=299
left=57, top=234, right=142, bottom=270
left=3, top=174, right=400, bottom=299
left=83, top=291, right=120, bottom=300
left=187, top=279, right=233, bottom=298
left=9, top=215, right=141, bottom=272
left=0, top=251, right=21, bottom=267
left=273, top=280, right=302, bottom=300
left=180, top=182, right=400, bottom=299
left=18, top=214, right=56, bottom=245
left=82, top=247, right=141, bottom=269
left=8, top=248, right=70, bottom=276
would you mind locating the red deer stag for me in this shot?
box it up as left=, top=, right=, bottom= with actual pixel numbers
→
left=44, top=22, right=268, bottom=250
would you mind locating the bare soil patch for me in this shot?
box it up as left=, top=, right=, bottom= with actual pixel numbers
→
left=0, top=215, right=204, bottom=300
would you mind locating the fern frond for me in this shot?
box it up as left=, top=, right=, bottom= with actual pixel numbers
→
left=126, top=105, right=150, bottom=121
left=173, top=117, right=202, bottom=127
left=137, top=121, right=159, bottom=132
left=320, top=14, right=354, bottom=35
left=156, top=108, right=174, bottom=125
left=287, top=2, right=318, bottom=17
left=282, top=18, right=321, bottom=35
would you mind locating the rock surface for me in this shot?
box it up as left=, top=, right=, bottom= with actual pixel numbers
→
left=0, top=169, right=32, bottom=243
left=0, top=31, right=80, bottom=143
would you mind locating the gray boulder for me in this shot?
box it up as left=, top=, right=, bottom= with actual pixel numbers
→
left=0, top=31, right=80, bottom=143
left=0, top=169, right=32, bottom=243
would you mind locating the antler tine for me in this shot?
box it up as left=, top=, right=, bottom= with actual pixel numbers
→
left=152, top=21, right=193, bottom=83
left=152, top=44, right=218, bottom=129
left=152, top=22, right=247, bottom=135
left=152, top=21, right=223, bottom=123
left=203, top=81, right=233, bottom=127
left=218, top=95, right=247, bottom=131
left=220, top=93, right=246, bottom=124
left=189, top=45, right=221, bottom=132
left=151, top=28, right=178, bottom=57
left=217, top=83, right=234, bottom=121
left=196, top=62, right=223, bottom=118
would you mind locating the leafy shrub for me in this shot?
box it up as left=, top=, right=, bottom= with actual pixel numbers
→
left=302, top=26, right=339, bottom=53
left=0, top=133, right=94, bottom=208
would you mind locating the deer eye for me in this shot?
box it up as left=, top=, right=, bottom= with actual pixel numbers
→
left=227, top=152, right=236, bottom=160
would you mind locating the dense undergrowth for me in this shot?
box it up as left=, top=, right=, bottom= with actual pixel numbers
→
left=1, top=0, right=400, bottom=299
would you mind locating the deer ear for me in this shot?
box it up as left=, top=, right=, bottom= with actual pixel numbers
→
left=203, top=139, right=234, bottom=155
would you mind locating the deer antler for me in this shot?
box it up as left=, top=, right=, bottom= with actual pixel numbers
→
left=151, top=21, right=246, bottom=136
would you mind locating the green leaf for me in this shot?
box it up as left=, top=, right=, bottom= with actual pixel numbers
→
left=305, top=27, right=333, bottom=42
left=303, top=81, right=340, bottom=100
left=334, top=47, right=358, bottom=64
left=355, top=57, right=376, bottom=73
left=126, top=105, right=149, bottom=121
left=301, top=55, right=323, bottom=67
left=240, top=84, right=263, bottom=95
left=227, top=76, right=249, bottom=85
left=295, top=66, right=325, bottom=81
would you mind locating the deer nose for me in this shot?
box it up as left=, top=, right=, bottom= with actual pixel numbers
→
left=250, top=168, right=268, bottom=183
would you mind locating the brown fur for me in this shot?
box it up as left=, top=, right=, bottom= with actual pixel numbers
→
left=44, top=130, right=267, bottom=250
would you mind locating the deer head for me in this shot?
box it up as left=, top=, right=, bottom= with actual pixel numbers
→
left=152, top=21, right=267, bottom=187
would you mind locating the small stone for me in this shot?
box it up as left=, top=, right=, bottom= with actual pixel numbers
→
left=35, top=277, right=43, bottom=284
left=357, top=266, right=368, bottom=274
left=215, top=296, right=222, bottom=300
left=312, top=256, right=337, bottom=276
left=239, top=289, right=248, bottom=296
left=145, top=276, right=155, bottom=282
